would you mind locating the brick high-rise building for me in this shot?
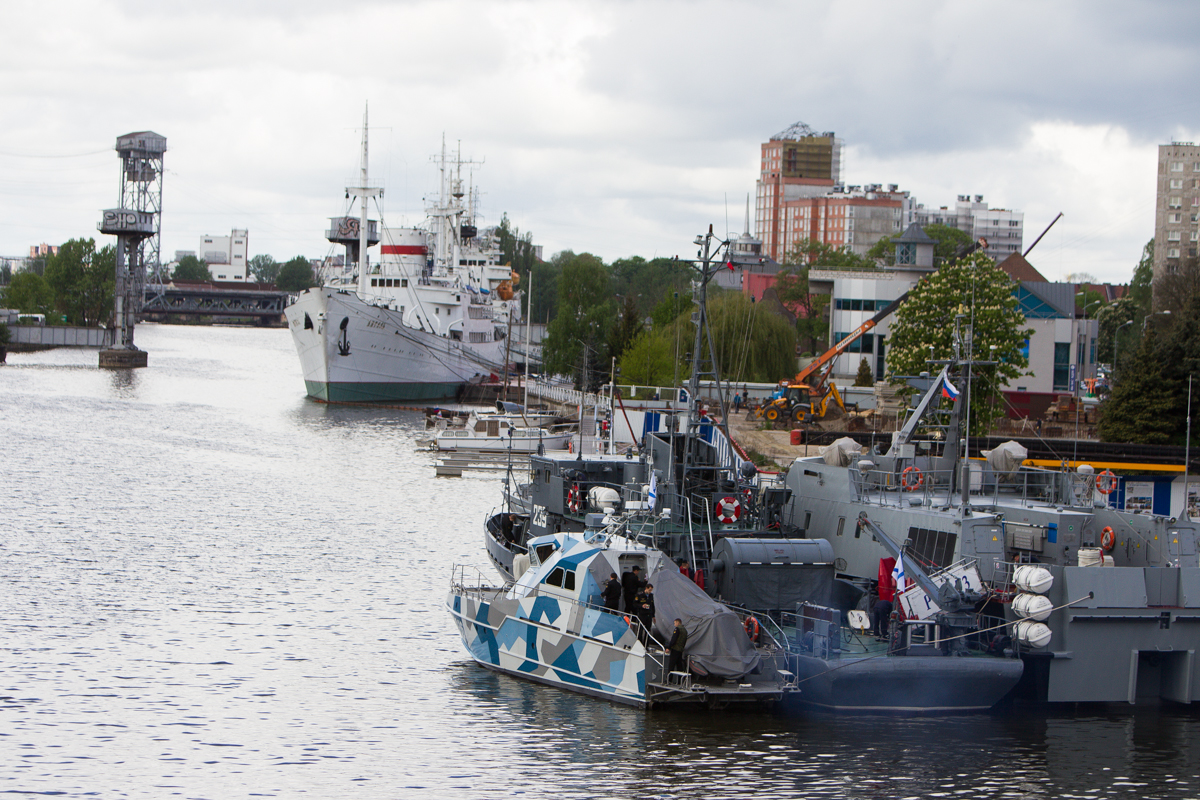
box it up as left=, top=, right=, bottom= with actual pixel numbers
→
left=755, top=122, right=916, bottom=262
left=1154, top=142, right=1200, bottom=299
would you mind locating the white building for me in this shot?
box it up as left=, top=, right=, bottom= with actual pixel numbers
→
left=912, top=195, right=1024, bottom=264
left=199, top=229, right=249, bottom=281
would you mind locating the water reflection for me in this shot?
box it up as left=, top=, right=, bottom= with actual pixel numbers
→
left=106, top=364, right=141, bottom=397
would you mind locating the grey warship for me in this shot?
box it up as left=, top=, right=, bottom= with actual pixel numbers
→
left=781, top=330, right=1200, bottom=705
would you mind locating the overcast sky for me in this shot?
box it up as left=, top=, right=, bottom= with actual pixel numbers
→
left=2, top=0, right=1197, bottom=283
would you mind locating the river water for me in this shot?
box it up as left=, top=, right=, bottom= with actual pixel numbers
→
left=2, top=324, right=1199, bottom=799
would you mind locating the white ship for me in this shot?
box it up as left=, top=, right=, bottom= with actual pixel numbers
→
left=285, top=113, right=519, bottom=403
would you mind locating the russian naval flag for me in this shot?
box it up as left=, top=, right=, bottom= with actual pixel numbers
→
left=941, top=376, right=961, bottom=401
left=647, top=472, right=658, bottom=512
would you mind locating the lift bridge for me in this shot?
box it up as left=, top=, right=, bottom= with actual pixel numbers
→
left=140, top=283, right=288, bottom=321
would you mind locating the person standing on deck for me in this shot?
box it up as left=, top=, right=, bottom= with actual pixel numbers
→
left=621, top=565, right=641, bottom=611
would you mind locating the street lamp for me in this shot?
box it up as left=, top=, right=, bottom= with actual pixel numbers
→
left=1144, top=309, right=1172, bottom=334
left=1113, top=319, right=1133, bottom=382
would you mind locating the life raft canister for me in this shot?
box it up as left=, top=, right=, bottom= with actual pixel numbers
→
left=901, top=465, right=924, bottom=491
left=714, top=496, right=742, bottom=523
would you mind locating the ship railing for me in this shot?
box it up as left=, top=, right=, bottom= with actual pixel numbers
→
left=850, top=465, right=960, bottom=508
left=450, top=564, right=512, bottom=601
left=724, top=604, right=792, bottom=653
left=528, top=378, right=606, bottom=412
left=781, top=603, right=841, bottom=660
left=851, top=460, right=1076, bottom=510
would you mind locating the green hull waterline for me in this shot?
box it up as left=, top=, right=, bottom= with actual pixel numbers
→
left=305, top=380, right=463, bottom=404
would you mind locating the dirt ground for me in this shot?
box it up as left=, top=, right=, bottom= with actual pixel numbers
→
left=724, top=411, right=825, bottom=471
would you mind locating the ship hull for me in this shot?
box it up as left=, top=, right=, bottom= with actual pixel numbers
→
left=791, top=653, right=1024, bottom=712
left=285, top=288, right=505, bottom=404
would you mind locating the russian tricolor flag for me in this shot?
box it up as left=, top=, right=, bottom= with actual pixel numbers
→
left=941, top=377, right=960, bottom=401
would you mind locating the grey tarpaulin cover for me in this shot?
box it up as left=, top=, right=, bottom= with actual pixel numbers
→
left=648, top=566, right=761, bottom=678
left=983, top=440, right=1027, bottom=478
left=821, top=436, right=862, bottom=467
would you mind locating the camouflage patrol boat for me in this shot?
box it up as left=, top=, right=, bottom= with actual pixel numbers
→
left=448, top=524, right=798, bottom=708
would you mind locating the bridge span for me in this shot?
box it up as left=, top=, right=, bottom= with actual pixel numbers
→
left=141, top=283, right=289, bottom=322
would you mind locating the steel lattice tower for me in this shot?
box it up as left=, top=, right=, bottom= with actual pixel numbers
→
left=116, top=132, right=167, bottom=285
left=98, top=131, right=164, bottom=368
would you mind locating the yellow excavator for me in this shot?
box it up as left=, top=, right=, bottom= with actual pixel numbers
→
left=756, top=381, right=851, bottom=424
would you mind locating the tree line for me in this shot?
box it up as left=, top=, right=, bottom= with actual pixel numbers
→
left=0, top=240, right=319, bottom=323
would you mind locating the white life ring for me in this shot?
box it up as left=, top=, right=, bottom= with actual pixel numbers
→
left=715, top=495, right=742, bottom=524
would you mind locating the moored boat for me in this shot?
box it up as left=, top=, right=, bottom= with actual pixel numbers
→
left=285, top=114, right=517, bottom=403
left=448, top=526, right=798, bottom=708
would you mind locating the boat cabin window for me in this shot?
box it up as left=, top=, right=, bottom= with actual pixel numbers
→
left=535, top=543, right=557, bottom=563
left=545, top=567, right=576, bottom=591
left=837, top=517, right=846, bottom=537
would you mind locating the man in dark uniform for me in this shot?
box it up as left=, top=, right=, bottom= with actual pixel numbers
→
left=634, top=583, right=655, bottom=644
left=621, top=565, right=641, bottom=612
left=602, top=573, right=622, bottom=610
left=667, top=618, right=689, bottom=675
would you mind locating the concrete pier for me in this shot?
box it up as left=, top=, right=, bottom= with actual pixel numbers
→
left=99, top=347, right=149, bottom=368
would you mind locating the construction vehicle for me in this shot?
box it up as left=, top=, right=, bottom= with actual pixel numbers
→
left=757, top=381, right=852, bottom=424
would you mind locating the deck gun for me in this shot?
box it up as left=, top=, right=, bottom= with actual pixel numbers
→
left=856, top=512, right=986, bottom=654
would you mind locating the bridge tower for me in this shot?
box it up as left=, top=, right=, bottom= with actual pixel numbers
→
left=98, top=131, right=164, bottom=368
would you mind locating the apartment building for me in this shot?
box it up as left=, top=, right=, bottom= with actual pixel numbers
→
left=1154, top=142, right=1200, bottom=300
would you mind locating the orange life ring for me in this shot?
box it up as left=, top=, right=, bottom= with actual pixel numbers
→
left=901, top=466, right=924, bottom=491
left=1096, top=469, right=1117, bottom=495
left=744, top=615, right=760, bottom=643
left=715, top=495, right=742, bottom=523
left=1100, top=526, right=1116, bottom=552
left=567, top=483, right=583, bottom=514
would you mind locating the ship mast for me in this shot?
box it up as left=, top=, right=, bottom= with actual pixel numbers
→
left=351, top=105, right=381, bottom=294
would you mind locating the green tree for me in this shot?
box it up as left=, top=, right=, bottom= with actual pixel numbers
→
left=1096, top=296, right=1139, bottom=364
left=1156, top=255, right=1200, bottom=316
left=276, top=256, right=316, bottom=292
left=1098, top=327, right=1184, bottom=444
left=706, top=291, right=797, bottom=383
left=2, top=272, right=54, bottom=315
left=249, top=254, right=280, bottom=284
left=651, top=290, right=690, bottom=327
left=43, top=238, right=115, bottom=326
left=617, top=292, right=797, bottom=388
left=609, top=255, right=693, bottom=319
left=854, top=357, right=874, bottom=387
left=540, top=252, right=613, bottom=383
left=173, top=255, right=211, bottom=282
left=617, top=328, right=680, bottom=388
left=1129, top=239, right=1154, bottom=315
left=608, top=293, right=644, bottom=365
left=885, top=251, right=1031, bottom=436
